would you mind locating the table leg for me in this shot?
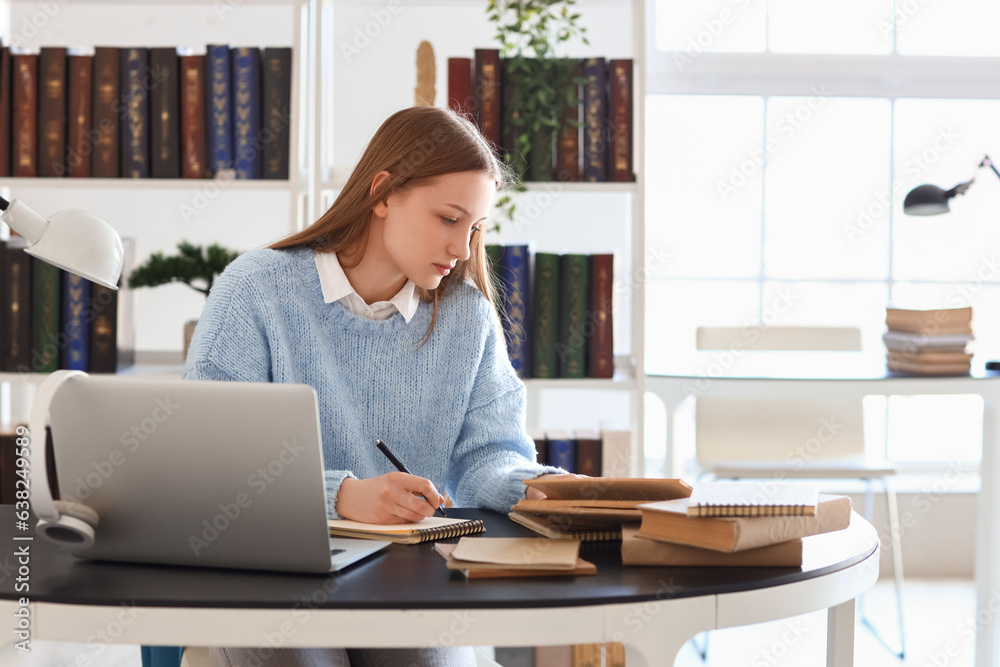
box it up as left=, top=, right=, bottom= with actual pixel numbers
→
left=976, top=392, right=1000, bottom=667
left=826, top=599, right=856, bottom=667
left=603, top=596, right=715, bottom=667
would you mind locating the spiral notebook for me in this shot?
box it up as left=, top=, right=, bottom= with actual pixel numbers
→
left=327, top=516, right=486, bottom=544
left=687, top=481, right=820, bottom=517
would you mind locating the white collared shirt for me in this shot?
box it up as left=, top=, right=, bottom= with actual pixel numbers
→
left=314, top=251, right=420, bottom=323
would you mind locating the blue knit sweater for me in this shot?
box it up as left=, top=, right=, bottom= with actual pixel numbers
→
left=183, top=248, right=561, bottom=518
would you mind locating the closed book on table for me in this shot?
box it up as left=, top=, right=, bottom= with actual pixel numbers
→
left=120, top=47, right=150, bottom=178
left=61, top=272, right=90, bottom=371
left=886, top=357, right=971, bottom=375
left=531, top=251, right=559, bottom=378
left=587, top=253, right=614, bottom=378
left=232, top=46, right=262, bottom=179
left=149, top=47, right=180, bottom=178
left=66, top=51, right=93, bottom=177
left=545, top=429, right=576, bottom=472
left=206, top=44, right=234, bottom=173
left=11, top=52, right=37, bottom=177
left=621, top=525, right=803, bottom=567
left=1, top=241, right=32, bottom=372
left=557, top=253, right=589, bottom=378
left=607, top=59, right=634, bottom=182
left=37, top=46, right=67, bottom=177
left=573, top=428, right=602, bottom=478
left=30, top=258, right=61, bottom=373
left=637, top=494, right=852, bottom=552
left=447, top=57, right=473, bottom=119
left=179, top=54, right=207, bottom=179
left=687, top=480, right=820, bottom=517
left=581, top=57, right=607, bottom=182
left=885, top=306, right=972, bottom=335
left=91, top=46, right=120, bottom=178
left=0, top=42, right=10, bottom=176
left=882, top=330, right=973, bottom=352
left=262, top=47, right=292, bottom=180
left=473, top=48, right=501, bottom=153
left=498, top=244, right=531, bottom=378
left=88, top=281, right=119, bottom=373
left=508, top=509, right=622, bottom=542
left=555, top=58, right=582, bottom=182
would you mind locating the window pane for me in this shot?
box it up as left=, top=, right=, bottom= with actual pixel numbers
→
left=768, top=0, right=893, bottom=54
left=897, top=0, right=1000, bottom=56
left=654, top=0, right=765, bottom=53
left=893, top=99, right=1000, bottom=283
left=645, top=279, right=759, bottom=371
left=763, top=97, right=891, bottom=280
left=886, top=395, right=982, bottom=463
left=761, top=281, right=890, bottom=352
left=646, top=95, right=763, bottom=279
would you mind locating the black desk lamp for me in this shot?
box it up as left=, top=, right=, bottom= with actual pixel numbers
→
left=902, top=155, right=1000, bottom=370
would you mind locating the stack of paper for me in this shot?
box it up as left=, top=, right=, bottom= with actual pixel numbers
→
left=434, top=537, right=596, bottom=578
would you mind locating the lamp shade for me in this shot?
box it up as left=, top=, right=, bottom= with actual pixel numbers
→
left=902, top=184, right=953, bottom=216
left=1, top=199, right=124, bottom=289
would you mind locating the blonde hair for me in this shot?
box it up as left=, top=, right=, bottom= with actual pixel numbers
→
left=270, top=106, right=511, bottom=341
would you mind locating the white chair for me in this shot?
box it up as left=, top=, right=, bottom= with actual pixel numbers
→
left=692, top=326, right=905, bottom=659
left=181, top=646, right=504, bottom=666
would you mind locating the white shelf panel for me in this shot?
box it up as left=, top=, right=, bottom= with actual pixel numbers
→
left=2, top=178, right=295, bottom=191
left=523, top=377, right=637, bottom=391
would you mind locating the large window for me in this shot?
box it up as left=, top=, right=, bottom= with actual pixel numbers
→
left=645, top=1, right=999, bottom=468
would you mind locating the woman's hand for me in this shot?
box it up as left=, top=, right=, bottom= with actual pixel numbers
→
left=336, top=473, right=445, bottom=524
left=525, top=472, right=589, bottom=500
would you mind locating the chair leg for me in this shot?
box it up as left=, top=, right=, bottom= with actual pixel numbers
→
left=858, top=477, right=906, bottom=659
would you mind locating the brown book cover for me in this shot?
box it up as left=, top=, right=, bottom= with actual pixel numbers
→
left=0, top=431, right=17, bottom=505
left=607, top=59, right=634, bottom=183
left=587, top=253, right=614, bottom=378
left=91, top=46, right=119, bottom=178
left=636, top=494, right=852, bottom=552
left=570, top=643, right=602, bottom=667
left=473, top=48, right=501, bottom=152
left=37, top=46, right=67, bottom=177
left=573, top=428, right=602, bottom=477
left=622, top=525, right=804, bottom=567
left=88, top=281, right=118, bottom=373
left=11, top=52, right=37, bottom=177
left=150, top=47, right=180, bottom=178
left=886, top=349, right=972, bottom=364
left=66, top=52, right=93, bottom=177
left=0, top=42, right=11, bottom=176
left=523, top=476, right=692, bottom=502
left=508, top=510, right=622, bottom=542
left=2, top=240, right=32, bottom=372
left=262, top=47, right=292, bottom=180
left=180, top=54, right=207, bottom=178
left=885, top=305, right=972, bottom=335
left=556, top=59, right=582, bottom=182
left=447, top=57, right=473, bottom=119
left=605, top=643, right=625, bottom=667
left=886, top=357, right=971, bottom=375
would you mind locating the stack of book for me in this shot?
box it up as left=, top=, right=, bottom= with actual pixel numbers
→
left=883, top=306, right=974, bottom=375
left=626, top=481, right=852, bottom=567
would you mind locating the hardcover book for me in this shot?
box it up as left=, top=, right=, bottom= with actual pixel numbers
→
left=11, top=52, right=38, bottom=177
left=555, top=58, right=582, bottom=182
left=37, top=46, right=67, bottom=177
left=581, top=57, right=607, bottom=182
left=179, top=54, right=207, bottom=179
left=607, top=59, right=634, bottom=183
left=61, top=272, right=90, bottom=371
left=206, top=44, right=234, bottom=174
left=473, top=48, right=501, bottom=152
left=120, top=47, right=150, bottom=178
left=88, top=280, right=119, bottom=373
left=557, top=253, right=589, bottom=378
left=587, top=253, right=614, bottom=378
left=599, top=428, right=632, bottom=478
left=66, top=51, right=93, bottom=178
left=573, top=428, right=602, bottom=478
left=622, top=525, right=804, bottom=567
left=530, top=251, right=559, bottom=378
left=0, top=42, right=10, bottom=176
left=91, top=46, right=120, bottom=178
left=30, top=258, right=61, bottom=373
left=500, top=56, right=529, bottom=178
left=149, top=47, right=180, bottom=178
left=497, top=244, right=531, bottom=378
left=545, top=429, right=575, bottom=472
left=1, top=241, right=31, bottom=372
left=262, top=47, right=292, bottom=180
left=231, top=46, right=262, bottom=179
left=447, top=57, right=473, bottom=119
left=885, top=305, right=973, bottom=335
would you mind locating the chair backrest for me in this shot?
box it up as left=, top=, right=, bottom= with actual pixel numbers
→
left=694, top=326, right=867, bottom=465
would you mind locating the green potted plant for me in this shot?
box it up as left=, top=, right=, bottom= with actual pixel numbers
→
left=128, top=241, right=242, bottom=358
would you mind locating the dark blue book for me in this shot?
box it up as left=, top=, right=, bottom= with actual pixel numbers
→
left=119, top=47, right=150, bottom=178
left=61, top=272, right=90, bottom=371
left=545, top=430, right=576, bottom=472
left=497, top=244, right=531, bottom=378
left=231, top=46, right=261, bottom=179
left=581, top=57, right=608, bottom=182
left=206, top=44, right=233, bottom=173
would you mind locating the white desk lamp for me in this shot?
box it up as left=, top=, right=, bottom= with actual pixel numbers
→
left=1, top=195, right=124, bottom=548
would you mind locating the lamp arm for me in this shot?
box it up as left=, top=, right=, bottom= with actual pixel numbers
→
left=981, top=155, right=1000, bottom=183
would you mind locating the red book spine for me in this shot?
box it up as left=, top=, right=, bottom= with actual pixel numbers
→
left=180, top=54, right=207, bottom=179
left=67, top=54, right=93, bottom=177
left=0, top=45, right=10, bottom=177
left=447, top=57, right=473, bottom=120
left=608, top=59, right=634, bottom=183
left=11, top=54, right=37, bottom=177
left=587, top=253, right=614, bottom=379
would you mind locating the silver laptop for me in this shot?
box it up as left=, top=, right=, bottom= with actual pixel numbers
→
left=47, top=374, right=388, bottom=573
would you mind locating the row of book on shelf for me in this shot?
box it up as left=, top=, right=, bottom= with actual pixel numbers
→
left=0, top=42, right=292, bottom=180
left=883, top=305, right=973, bottom=375
left=0, top=236, right=135, bottom=374
left=508, top=478, right=853, bottom=568
left=487, top=244, right=614, bottom=380
left=529, top=428, right=631, bottom=478
left=448, top=50, right=634, bottom=183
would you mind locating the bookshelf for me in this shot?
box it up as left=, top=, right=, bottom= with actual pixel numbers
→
left=321, top=0, right=647, bottom=474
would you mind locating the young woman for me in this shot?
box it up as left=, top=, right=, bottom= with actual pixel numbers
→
left=184, top=106, right=572, bottom=666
